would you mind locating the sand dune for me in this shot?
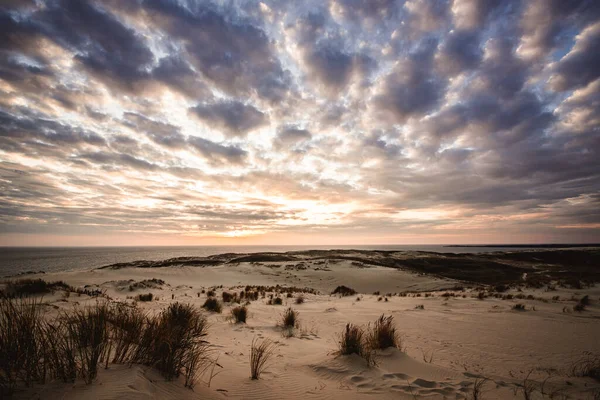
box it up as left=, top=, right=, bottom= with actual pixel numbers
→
left=4, top=251, right=600, bottom=399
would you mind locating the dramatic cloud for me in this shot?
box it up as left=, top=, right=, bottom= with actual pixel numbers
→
left=190, top=101, right=268, bottom=137
left=0, top=0, right=599, bottom=246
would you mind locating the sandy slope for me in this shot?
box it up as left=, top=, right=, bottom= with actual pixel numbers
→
left=9, top=258, right=600, bottom=399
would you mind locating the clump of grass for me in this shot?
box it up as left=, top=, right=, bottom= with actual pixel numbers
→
left=64, top=302, right=111, bottom=384
left=415, top=304, right=424, bottom=310
left=202, top=297, right=223, bottom=313
left=4, top=279, right=72, bottom=298
left=471, top=377, right=489, bottom=399
left=222, top=292, right=236, bottom=303
left=206, top=290, right=216, bottom=297
left=570, top=352, right=600, bottom=381
left=43, top=318, right=77, bottom=384
left=366, top=314, right=400, bottom=350
left=337, top=323, right=376, bottom=366
left=295, top=294, right=305, bottom=304
left=108, top=302, right=145, bottom=364
left=0, top=297, right=46, bottom=395
left=269, top=297, right=283, bottom=305
left=137, top=303, right=209, bottom=381
left=250, top=338, right=277, bottom=380
left=230, top=306, right=248, bottom=323
left=135, top=293, right=153, bottom=302
left=512, top=303, right=526, bottom=311
left=331, top=285, right=356, bottom=297
left=280, top=307, right=298, bottom=329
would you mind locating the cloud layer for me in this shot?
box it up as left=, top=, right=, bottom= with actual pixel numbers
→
left=1, top=0, right=599, bottom=245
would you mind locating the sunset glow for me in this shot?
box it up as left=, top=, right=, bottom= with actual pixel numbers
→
left=1, top=0, right=599, bottom=246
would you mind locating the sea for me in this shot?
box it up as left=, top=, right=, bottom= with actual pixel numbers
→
left=0, top=244, right=594, bottom=277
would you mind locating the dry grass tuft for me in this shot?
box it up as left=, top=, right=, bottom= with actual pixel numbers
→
left=280, top=307, right=298, bottom=329
left=337, top=323, right=376, bottom=366
left=230, top=306, right=248, bottom=323
left=571, top=352, right=600, bottom=381
left=332, top=285, right=357, bottom=296
left=202, top=297, right=223, bottom=313
left=250, top=338, right=277, bottom=380
left=135, top=293, right=153, bottom=302
left=0, top=297, right=46, bottom=395
left=367, top=314, right=401, bottom=350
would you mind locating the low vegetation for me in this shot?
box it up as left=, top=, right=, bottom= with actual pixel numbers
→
left=367, top=315, right=401, bottom=350
left=202, top=297, right=223, bottom=313
left=331, top=285, right=357, bottom=296
left=268, top=297, right=283, bottom=305
left=250, top=338, right=277, bottom=380
left=280, top=307, right=298, bottom=329
left=135, top=293, right=153, bottom=302
left=230, top=306, right=248, bottom=323
left=295, top=294, right=305, bottom=304
left=336, top=314, right=402, bottom=367
left=571, top=352, right=600, bottom=381
left=0, top=297, right=213, bottom=395
left=337, top=323, right=376, bottom=366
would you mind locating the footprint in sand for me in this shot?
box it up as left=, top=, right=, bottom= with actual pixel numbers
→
left=383, top=372, right=410, bottom=380
left=411, top=378, right=438, bottom=388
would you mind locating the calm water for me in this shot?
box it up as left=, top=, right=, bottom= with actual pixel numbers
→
left=0, top=244, right=574, bottom=277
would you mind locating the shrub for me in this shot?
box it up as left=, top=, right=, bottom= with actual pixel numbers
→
left=580, top=295, right=590, bottom=306
left=574, top=303, right=586, bottom=312
left=367, top=315, right=400, bottom=350
left=222, top=292, right=234, bottom=303
left=512, top=303, right=526, bottom=311
left=271, top=297, right=283, bottom=305
left=250, top=338, right=277, bottom=380
left=135, top=293, right=153, bottom=302
left=280, top=307, right=298, bottom=329
left=415, top=304, right=424, bottom=310
left=4, top=279, right=72, bottom=297
left=377, top=297, right=382, bottom=302
left=202, top=298, right=223, bottom=313
left=478, top=291, right=486, bottom=300
left=331, top=286, right=356, bottom=297
left=286, top=292, right=293, bottom=298
left=494, top=284, right=508, bottom=292
left=206, top=290, right=216, bottom=297
left=295, top=295, right=305, bottom=304
left=230, top=306, right=248, bottom=323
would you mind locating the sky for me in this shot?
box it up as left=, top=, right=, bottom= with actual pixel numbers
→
left=0, top=0, right=599, bottom=247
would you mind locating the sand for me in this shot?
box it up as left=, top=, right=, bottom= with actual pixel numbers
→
left=6, top=254, right=600, bottom=399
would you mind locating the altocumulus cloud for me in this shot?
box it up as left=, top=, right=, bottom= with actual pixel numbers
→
left=0, top=0, right=599, bottom=245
